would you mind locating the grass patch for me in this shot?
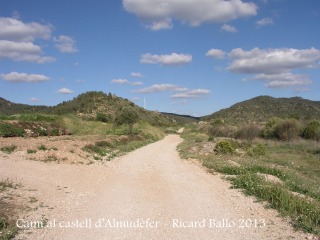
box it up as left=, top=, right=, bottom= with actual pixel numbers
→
left=0, top=179, right=20, bottom=239
left=0, top=179, right=20, bottom=192
left=37, top=144, right=47, bottom=151
left=27, top=149, right=37, bottom=154
left=178, top=125, right=320, bottom=235
left=0, top=145, right=17, bottom=154
left=231, top=174, right=320, bottom=234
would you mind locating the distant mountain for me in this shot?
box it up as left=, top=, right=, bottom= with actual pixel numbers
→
left=161, top=112, right=200, bottom=124
left=0, top=97, right=49, bottom=115
left=0, top=91, right=174, bottom=126
left=202, top=96, right=320, bottom=124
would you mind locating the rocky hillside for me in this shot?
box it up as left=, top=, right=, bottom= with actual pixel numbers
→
left=202, top=96, right=320, bottom=124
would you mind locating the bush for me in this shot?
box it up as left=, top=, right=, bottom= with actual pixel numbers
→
left=96, top=112, right=110, bottom=123
left=0, top=122, right=25, bottom=137
left=208, top=122, right=237, bottom=138
left=0, top=145, right=17, bottom=154
left=274, top=119, right=300, bottom=141
left=214, top=140, right=236, bottom=154
left=114, top=107, right=139, bottom=135
left=51, top=128, right=59, bottom=136
left=262, top=118, right=301, bottom=141
left=38, top=144, right=47, bottom=151
left=247, top=144, right=267, bottom=157
left=262, top=117, right=281, bottom=139
left=236, top=124, right=261, bottom=141
left=302, top=120, right=320, bottom=141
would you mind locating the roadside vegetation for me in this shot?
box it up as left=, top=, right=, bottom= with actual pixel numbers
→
left=178, top=119, right=320, bottom=235
left=0, top=179, right=21, bottom=240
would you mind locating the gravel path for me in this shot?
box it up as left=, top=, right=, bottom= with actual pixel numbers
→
left=0, top=135, right=309, bottom=239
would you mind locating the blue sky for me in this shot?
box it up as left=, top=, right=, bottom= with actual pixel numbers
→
left=0, top=0, right=320, bottom=116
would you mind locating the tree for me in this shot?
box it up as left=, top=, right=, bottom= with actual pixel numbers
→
left=302, top=120, right=320, bottom=141
left=274, top=119, right=300, bottom=141
left=114, top=107, right=139, bottom=134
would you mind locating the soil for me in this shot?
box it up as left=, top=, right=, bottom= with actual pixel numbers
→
left=0, top=134, right=314, bottom=239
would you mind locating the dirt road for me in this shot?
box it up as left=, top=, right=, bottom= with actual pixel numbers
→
left=0, top=135, right=309, bottom=239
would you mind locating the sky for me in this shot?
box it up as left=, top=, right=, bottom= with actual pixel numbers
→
left=0, top=0, right=320, bottom=117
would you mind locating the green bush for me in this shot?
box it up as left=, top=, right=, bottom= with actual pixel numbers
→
left=0, top=145, right=17, bottom=154
left=302, top=120, right=320, bottom=141
left=236, top=124, right=261, bottom=141
left=247, top=144, right=267, bottom=157
left=0, top=122, right=25, bottom=137
left=114, top=107, right=139, bottom=134
left=51, top=128, right=59, bottom=136
left=274, top=119, right=300, bottom=141
left=262, top=118, right=301, bottom=141
left=38, top=144, right=47, bottom=151
left=214, top=140, right=236, bottom=154
left=96, top=112, right=110, bottom=123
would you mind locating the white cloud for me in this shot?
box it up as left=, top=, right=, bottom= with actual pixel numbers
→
left=253, top=73, right=312, bottom=88
left=228, top=47, right=320, bottom=74
left=131, top=72, right=143, bottom=78
left=54, top=35, right=78, bottom=53
left=0, top=72, right=49, bottom=83
left=141, top=53, right=192, bottom=66
left=221, top=24, right=238, bottom=33
left=133, top=84, right=188, bottom=93
left=206, top=49, right=226, bottom=59
left=30, top=97, right=40, bottom=102
left=148, top=18, right=173, bottom=31
left=225, top=47, right=320, bottom=89
left=123, top=0, right=257, bottom=30
left=111, top=78, right=143, bottom=86
left=171, top=89, right=211, bottom=98
left=256, top=17, right=273, bottom=27
left=131, top=81, right=143, bottom=86
left=111, top=79, right=130, bottom=84
left=57, top=88, right=74, bottom=94
left=0, top=17, right=52, bottom=41
left=0, top=40, right=55, bottom=63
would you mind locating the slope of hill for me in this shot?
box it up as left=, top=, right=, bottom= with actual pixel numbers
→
left=161, top=112, right=200, bottom=124
left=202, top=96, right=320, bottom=124
left=0, top=92, right=174, bottom=126
left=0, top=97, right=49, bottom=115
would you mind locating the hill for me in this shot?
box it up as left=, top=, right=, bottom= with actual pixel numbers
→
left=161, top=112, right=200, bottom=124
left=0, top=97, right=48, bottom=115
left=0, top=91, right=174, bottom=126
left=202, top=96, right=320, bottom=124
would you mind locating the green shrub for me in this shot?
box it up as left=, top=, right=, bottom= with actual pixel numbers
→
left=0, top=145, right=17, bottom=154
left=247, top=144, right=267, bottom=157
left=302, top=120, right=320, bottom=141
left=95, top=140, right=112, bottom=148
left=208, top=123, right=237, bottom=138
left=82, top=144, right=107, bottom=156
left=114, top=107, right=139, bottom=135
left=274, top=119, right=301, bottom=141
left=27, top=149, right=37, bottom=154
left=51, top=128, right=59, bottom=136
left=96, top=112, right=110, bottom=123
left=38, top=144, right=47, bottom=151
left=263, top=118, right=301, bottom=141
left=236, top=124, right=261, bottom=141
left=0, top=122, right=25, bottom=137
left=37, top=128, right=48, bottom=136
left=214, top=140, right=236, bottom=154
